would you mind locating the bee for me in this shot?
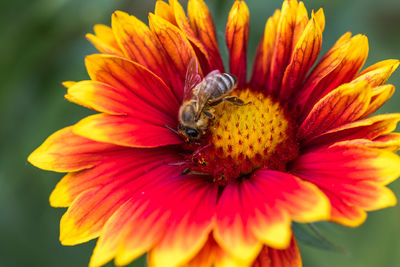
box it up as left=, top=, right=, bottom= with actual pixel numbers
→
left=178, top=59, right=247, bottom=142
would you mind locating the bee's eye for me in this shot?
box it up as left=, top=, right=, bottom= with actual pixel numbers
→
left=186, top=128, right=199, bottom=138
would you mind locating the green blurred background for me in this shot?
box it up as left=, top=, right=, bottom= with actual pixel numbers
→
left=1, top=0, right=400, bottom=266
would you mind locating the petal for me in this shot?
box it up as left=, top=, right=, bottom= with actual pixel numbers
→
left=215, top=180, right=263, bottom=264
left=73, top=114, right=182, bottom=148
left=65, top=81, right=128, bottom=115
left=91, top=196, right=169, bottom=267
left=62, top=81, right=77, bottom=88
left=148, top=176, right=218, bottom=267
left=296, top=34, right=369, bottom=117
left=268, top=0, right=299, bottom=94
left=292, top=145, right=400, bottom=226
left=183, top=236, right=220, bottom=267
left=85, top=54, right=179, bottom=119
left=291, top=1, right=308, bottom=48
left=60, top=163, right=182, bottom=246
left=215, top=170, right=329, bottom=262
left=251, top=9, right=281, bottom=89
left=154, top=0, right=177, bottom=25
left=28, top=126, right=120, bottom=172
left=313, top=8, right=325, bottom=32
left=226, top=0, right=249, bottom=86
left=352, top=59, right=399, bottom=87
left=86, top=24, right=124, bottom=56
left=111, top=11, right=182, bottom=96
left=169, top=0, right=213, bottom=73
left=303, top=113, right=400, bottom=147
left=188, top=0, right=224, bottom=72
left=298, top=81, right=372, bottom=141
left=280, top=16, right=322, bottom=100
left=149, top=13, right=199, bottom=101
left=252, top=236, right=302, bottom=267
left=49, top=147, right=180, bottom=207
left=362, top=84, right=395, bottom=117
left=90, top=175, right=217, bottom=267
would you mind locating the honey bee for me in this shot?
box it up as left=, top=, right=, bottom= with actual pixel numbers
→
left=178, top=59, right=246, bottom=142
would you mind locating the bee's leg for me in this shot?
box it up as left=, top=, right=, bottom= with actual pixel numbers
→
left=222, top=96, right=250, bottom=106
left=164, top=125, right=180, bottom=135
left=203, top=109, right=215, bottom=119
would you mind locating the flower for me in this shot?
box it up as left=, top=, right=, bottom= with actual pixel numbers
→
left=28, top=0, right=400, bottom=266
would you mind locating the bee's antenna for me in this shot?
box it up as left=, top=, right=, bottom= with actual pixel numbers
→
left=165, top=125, right=180, bottom=136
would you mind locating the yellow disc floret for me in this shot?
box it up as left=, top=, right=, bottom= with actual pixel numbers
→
left=190, top=89, right=299, bottom=183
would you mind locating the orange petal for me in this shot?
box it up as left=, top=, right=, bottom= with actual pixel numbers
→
left=268, top=0, right=299, bottom=94
left=148, top=177, right=218, bottom=267
left=188, top=0, right=224, bottom=72
left=352, top=59, right=399, bottom=87
left=313, top=8, right=325, bottom=32
left=62, top=81, right=76, bottom=88
left=28, top=126, right=118, bottom=172
left=214, top=170, right=329, bottom=263
left=252, top=236, right=302, bottom=267
left=226, top=0, right=249, bottom=86
left=280, top=16, right=322, bottom=100
left=61, top=163, right=181, bottom=247
left=149, top=13, right=199, bottom=101
left=303, top=113, right=400, bottom=147
left=86, top=24, right=124, bottom=56
left=65, top=80, right=127, bottom=115
left=362, top=84, right=395, bottom=117
left=298, top=81, right=372, bottom=141
left=154, top=0, right=177, bottom=25
left=291, top=1, right=308, bottom=48
left=110, top=11, right=183, bottom=97
left=251, top=9, right=281, bottom=89
left=169, top=0, right=214, bottom=73
left=297, top=34, right=369, bottom=116
left=73, top=114, right=182, bottom=148
left=292, top=145, right=400, bottom=226
left=85, top=54, right=179, bottom=120
left=49, top=147, right=178, bottom=207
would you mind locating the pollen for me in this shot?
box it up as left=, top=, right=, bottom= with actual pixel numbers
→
left=190, top=89, right=299, bottom=184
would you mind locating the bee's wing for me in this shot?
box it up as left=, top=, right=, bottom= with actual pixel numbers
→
left=205, top=69, right=221, bottom=79
left=183, top=58, right=202, bottom=101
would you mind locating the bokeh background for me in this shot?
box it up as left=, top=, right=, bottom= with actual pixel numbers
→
left=1, top=0, right=400, bottom=266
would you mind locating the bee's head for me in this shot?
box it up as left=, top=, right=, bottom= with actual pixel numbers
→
left=178, top=124, right=200, bottom=141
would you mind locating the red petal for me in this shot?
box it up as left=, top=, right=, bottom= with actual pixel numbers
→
left=280, top=16, right=322, bottom=100
left=292, top=145, right=400, bottom=226
left=298, top=81, right=371, bottom=141
left=60, top=163, right=182, bottom=246
left=111, top=11, right=184, bottom=96
left=28, top=126, right=121, bottom=172
left=73, top=114, right=182, bottom=148
left=251, top=10, right=281, bottom=90
left=90, top=175, right=217, bottom=267
left=188, top=0, right=224, bottom=72
left=303, top=113, right=400, bottom=147
left=85, top=54, right=179, bottom=119
left=268, top=0, right=299, bottom=94
left=215, top=170, right=328, bottom=263
left=296, top=34, right=369, bottom=117
left=86, top=24, right=124, bottom=56
left=149, top=13, right=199, bottom=102
left=252, top=236, right=302, bottom=267
left=149, top=176, right=218, bottom=267
left=50, top=147, right=181, bottom=207
left=226, top=0, right=249, bottom=86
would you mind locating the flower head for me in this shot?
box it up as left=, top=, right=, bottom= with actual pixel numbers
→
left=29, top=0, right=400, bottom=266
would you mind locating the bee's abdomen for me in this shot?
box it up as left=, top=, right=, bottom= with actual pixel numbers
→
left=206, top=73, right=237, bottom=98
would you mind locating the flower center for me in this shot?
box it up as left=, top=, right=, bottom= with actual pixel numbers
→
left=189, top=89, right=299, bottom=185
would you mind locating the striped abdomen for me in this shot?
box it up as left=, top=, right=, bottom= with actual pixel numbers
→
left=203, top=73, right=238, bottom=100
